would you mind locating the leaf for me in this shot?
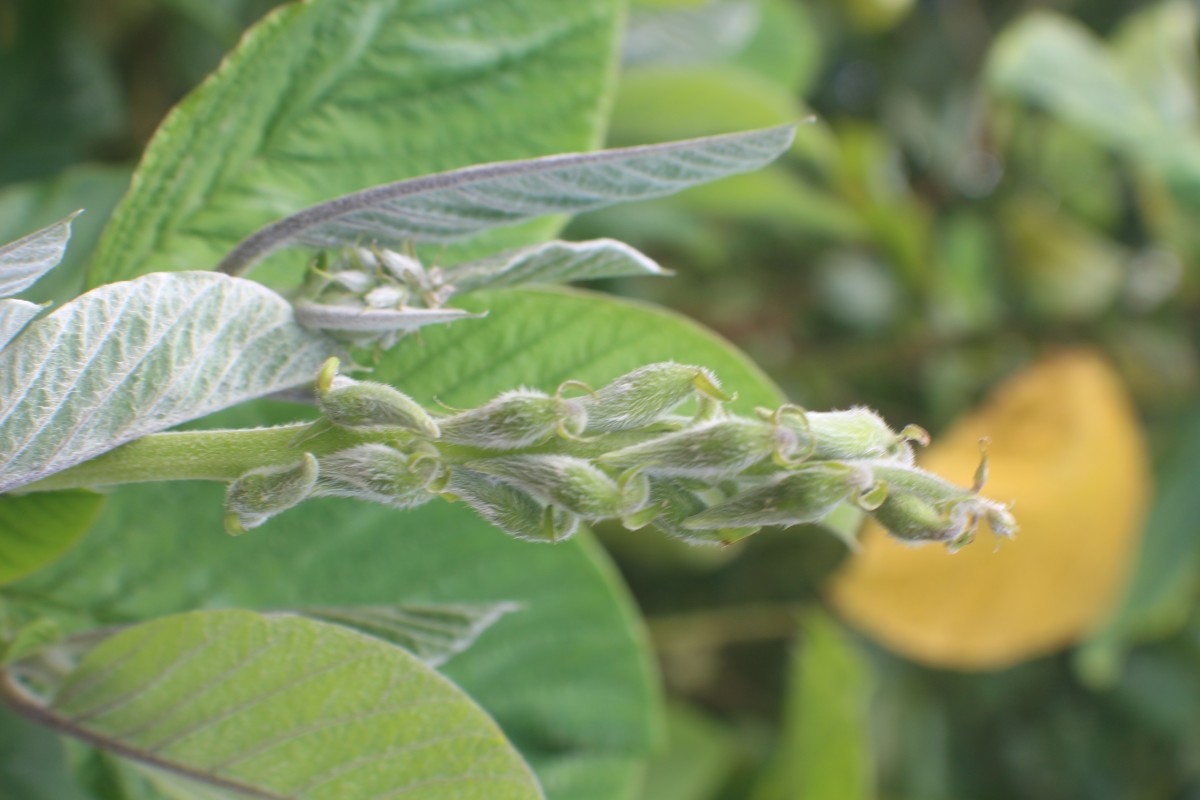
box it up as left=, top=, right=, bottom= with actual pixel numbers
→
left=0, top=212, right=79, bottom=299
left=0, top=272, right=337, bottom=494
left=298, top=602, right=520, bottom=667
left=637, top=703, right=738, bottom=800
left=0, top=703, right=92, bottom=800
left=752, top=613, right=872, bottom=800
left=88, top=0, right=629, bottom=285
left=0, top=299, right=43, bottom=351
left=14, top=287, right=785, bottom=800
left=829, top=349, right=1150, bottom=669
left=0, top=491, right=104, bottom=585
left=1, top=610, right=542, bottom=800
left=623, top=1, right=761, bottom=66
left=292, top=302, right=481, bottom=335
left=216, top=125, right=797, bottom=276
left=443, top=238, right=669, bottom=295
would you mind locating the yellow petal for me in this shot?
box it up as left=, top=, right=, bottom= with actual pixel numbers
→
left=828, top=349, right=1149, bottom=670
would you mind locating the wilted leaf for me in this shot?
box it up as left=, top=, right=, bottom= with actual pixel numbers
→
left=0, top=272, right=337, bottom=493
left=829, top=349, right=1149, bottom=669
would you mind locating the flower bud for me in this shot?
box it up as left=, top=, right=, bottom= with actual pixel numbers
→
left=681, top=462, right=879, bottom=533
left=866, top=462, right=1016, bottom=550
left=599, top=418, right=803, bottom=479
left=224, top=454, right=319, bottom=534
left=318, top=374, right=439, bottom=439
left=799, top=407, right=920, bottom=464
left=316, top=444, right=441, bottom=508
left=643, top=478, right=760, bottom=545
left=583, top=362, right=730, bottom=432
left=439, top=389, right=586, bottom=449
left=445, top=467, right=579, bottom=542
left=465, top=455, right=622, bottom=520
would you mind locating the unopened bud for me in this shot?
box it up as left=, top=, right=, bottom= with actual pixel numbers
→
left=466, top=455, right=622, bottom=520
left=445, top=467, right=579, bottom=542
left=584, top=362, right=730, bottom=432
left=599, top=417, right=804, bottom=479
left=225, top=454, right=319, bottom=534
left=316, top=360, right=439, bottom=439
left=866, top=462, right=1016, bottom=549
left=800, top=407, right=920, bottom=464
left=643, top=478, right=760, bottom=545
left=439, top=389, right=586, bottom=449
left=682, top=462, right=878, bottom=533
left=316, top=444, right=441, bottom=508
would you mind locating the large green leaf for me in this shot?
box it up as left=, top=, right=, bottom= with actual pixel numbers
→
left=0, top=272, right=337, bottom=493
left=2, top=610, right=542, bottom=799
left=0, top=490, right=104, bottom=586
left=12, top=287, right=785, bottom=800
left=89, top=0, right=626, bottom=285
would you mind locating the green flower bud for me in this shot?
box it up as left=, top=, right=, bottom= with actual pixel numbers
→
left=865, top=461, right=1016, bottom=550
left=316, top=444, right=441, bottom=508
left=439, top=389, right=586, bottom=449
left=317, top=367, right=439, bottom=439
left=599, top=417, right=804, bottom=479
left=444, top=467, right=579, bottom=542
left=584, top=362, right=730, bottom=432
left=681, top=462, right=879, bottom=533
left=224, top=454, right=319, bottom=535
left=642, top=478, right=760, bottom=546
left=797, top=407, right=923, bottom=464
left=466, top=455, right=622, bottom=520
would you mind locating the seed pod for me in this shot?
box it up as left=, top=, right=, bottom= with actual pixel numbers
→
left=584, top=362, right=730, bottom=432
left=439, top=389, right=586, bottom=449
left=799, top=407, right=919, bottom=464
left=599, top=418, right=800, bottom=479
left=224, top=454, right=319, bottom=535
left=465, top=455, right=623, bottom=520
left=318, top=376, right=440, bottom=439
left=316, top=444, right=441, bottom=508
left=682, top=462, right=878, bottom=532
left=445, top=467, right=579, bottom=542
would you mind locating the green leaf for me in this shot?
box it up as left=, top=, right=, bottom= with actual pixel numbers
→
left=15, top=288, right=784, bottom=799
left=0, top=703, right=92, bottom=800
left=0, top=299, right=43, bottom=351
left=298, top=602, right=520, bottom=667
left=2, top=609, right=542, bottom=799
left=0, top=272, right=337, bottom=493
left=89, top=0, right=627, bottom=285
left=0, top=212, right=79, bottom=299
left=623, top=2, right=760, bottom=65
left=0, top=490, right=104, bottom=585
left=752, top=613, right=873, bottom=800
left=637, top=703, right=738, bottom=800
left=216, top=125, right=796, bottom=276
left=444, top=239, right=669, bottom=295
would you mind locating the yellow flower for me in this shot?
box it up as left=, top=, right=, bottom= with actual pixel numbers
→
left=828, top=349, right=1149, bottom=669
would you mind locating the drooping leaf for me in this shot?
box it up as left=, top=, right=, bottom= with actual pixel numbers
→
left=0, top=272, right=337, bottom=493
left=443, top=238, right=669, bottom=295
left=829, top=349, right=1149, bottom=669
left=0, top=490, right=104, bottom=585
left=15, top=287, right=786, bottom=800
left=0, top=213, right=79, bottom=299
left=88, top=0, right=629, bottom=285
left=2, top=610, right=542, bottom=799
left=0, top=300, right=43, bottom=351
left=752, top=613, right=872, bottom=800
left=216, top=125, right=796, bottom=276
left=298, top=602, right=520, bottom=667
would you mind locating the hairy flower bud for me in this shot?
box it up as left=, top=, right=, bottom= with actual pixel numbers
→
left=682, top=462, right=880, bottom=536
left=465, top=455, right=623, bottom=520
left=445, top=467, right=579, bottom=542
left=316, top=444, right=441, bottom=508
left=644, top=478, right=760, bottom=545
left=224, top=454, right=319, bottom=535
left=599, top=416, right=806, bottom=479
left=315, top=359, right=439, bottom=439
left=795, top=407, right=923, bottom=464
left=439, top=389, right=586, bottom=449
left=584, top=362, right=730, bottom=432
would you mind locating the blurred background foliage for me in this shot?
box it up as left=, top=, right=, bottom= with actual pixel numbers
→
left=3, top=0, right=1200, bottom=797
